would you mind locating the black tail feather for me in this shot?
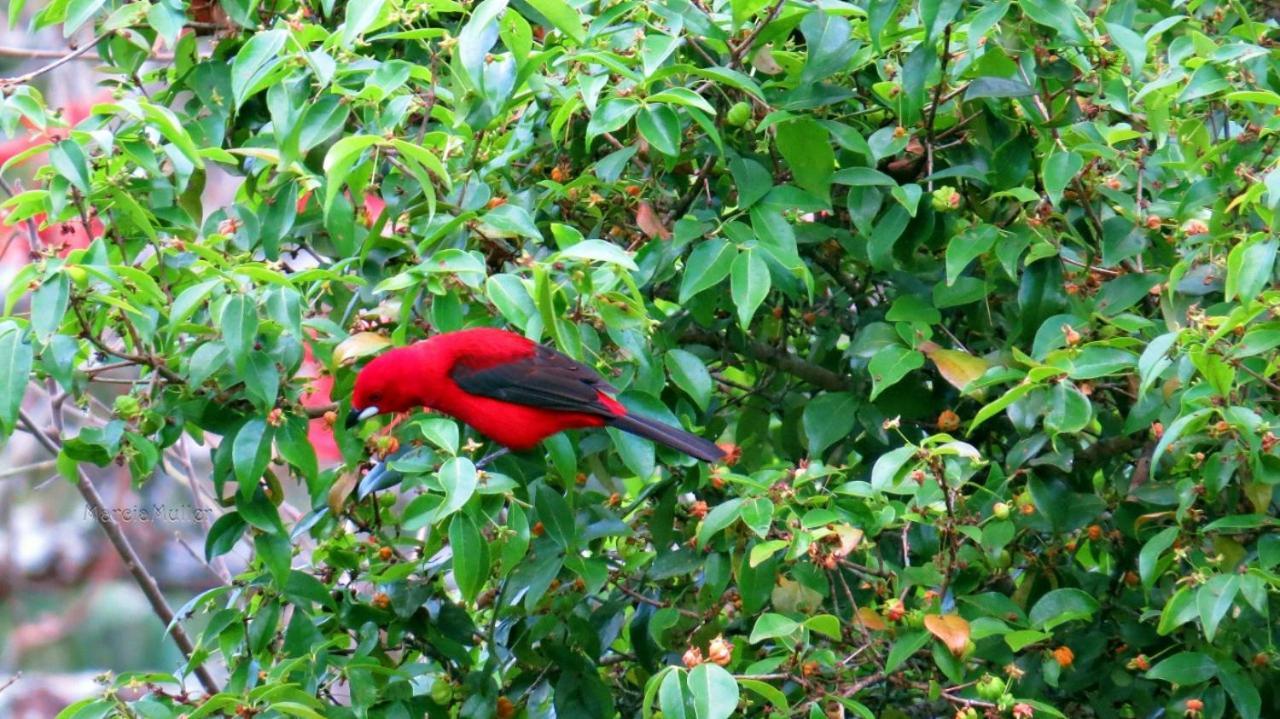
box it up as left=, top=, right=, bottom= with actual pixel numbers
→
left=607, top=413, right=725, bottom=462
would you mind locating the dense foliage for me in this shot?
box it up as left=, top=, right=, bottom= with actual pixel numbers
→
left=3, top=0, right=1279, bottom=716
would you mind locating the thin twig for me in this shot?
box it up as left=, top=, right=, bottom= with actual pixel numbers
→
left=0, top=459, right=57, bottom=480
left=0, top=34, right=108, bottom=87
left=665, top=156, right=715, bottom=224
left=0, top=177, right=42, bottom=254
left=923, top=24, right=954, bottom=192
left=0, top=672, right=19, bottom=696
left=0, top=44, right=175, bottom=62
left=729, top=0, right=787, bottom=65
left=841, top=671, right=887, bottom=697
left=17, top=409, right=221, bottom=696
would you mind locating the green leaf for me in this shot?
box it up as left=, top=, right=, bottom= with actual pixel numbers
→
left=730, top=249, right=770, bottom=328
left=1042, top=150, right=1082, bottom=207
left=341, top=0, right=387, bottom=45
left=1105, top=22, right=1146, bottom=74
left=1044, top=381, right=1090, bottom=434
left=1145, top=652, right=1217, bottom=685
left=243, top=353, right=279, bottom=411
left=871, top=445, right=916, bottom=491
left=945, top=224, right=998, bottom=284
left=49, top=140, right=90, bottom=193
left=679, top=239, right=737, bottom=302
left=732, top=158, right=768, bottom=208
left=1219, top=663, right=1261, bottom=719
left=232, top=419, right=273, bottom=496
left=437, top=457, right=478, bottom=519
left=1019, top=0, right=1084, bottom=43
left=321, top=134, right=380, bottom=216
left=748, top=613, right=801, bottom=643
left=1226, top=238, right=1277, bottom=302
left=231, top=29, right=288, bottom=109
left=522, top=0, right=584, bottom=43
left=749, top=539, right=788, bottom=567
left=1195, top=574, right=1238, bottom=643
left=534, top=484, right=576, bottom=547
left=665, top=349, right=713, bottom=410
left=738, top=679, right=789, bottom=714
left=482, top=203, right=542, bottom=240
left=638, top=105, right=682, bottom=157
left=557, top=239, right=638, bottom=270
left=687, top=664, right=738, bottom=719
left=885, top=630, right=931, bottom=672
left=0, top=325, right=33, bottom=433
left=458, top=0, right=509, bottom=86
left=449, top=513, right=489, bottom=602
left=204, top=512, right=246, bottom=561
left=31, top=271, right=69, bottom=341
left=964, top=76, right=1035, bottom=100
left=802, top=392, right=857, bottom=456
left=799, top=10, right=856, bottom=84
left=659, top=669, right=690, bottom=719
left=1139, top=526, right=1178, bottom=587
left=1067, top=347, right=1137, bottom=379
left=775, top=118, right=834, bottom=200
left=1151, top=408, right=1212, bottom=472
left=739, top=497, right=773, bottom=539
left=254, top=531, right=291, bottom=585
left=697, top=498, right=743, bottom=547
left=586, top=98, right=640, bottom=140
left=219, top=295, right=258, bottom=372
left=868, top=346, right=924, bottom=400
left=64, top=0, right=107, bottom=37
left=1028, top=588, right=1099, bottom=631
left=1005, top=629, right=1051, bottom=651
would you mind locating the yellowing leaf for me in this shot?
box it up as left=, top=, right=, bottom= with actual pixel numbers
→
left=751, top=45, right=783, bottom=75
left=636, top=201, right=671, bottom=240
left=772, top=576, right=823, bottom=614
left=855, top=607, right=887, bottom=631
left=831, top=524, right=864, bottom=558
left=333, top=332, right=391, bottom=366
left=327, top=471, right=358, bottom=515
left=923, top=613, right=971, bottom=657
left=919, top=341, right=989, bottom=394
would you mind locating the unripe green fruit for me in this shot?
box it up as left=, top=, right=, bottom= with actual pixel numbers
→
left=977, top=674, right=1006, bottom=700
left=114, top=395, right=141, bottom=419
left=430, top=679, right=453, bottom=705
left=931, top=186, right=960, bottom=212
left=993, top=502, right=1010, bottom=519
left=727, top=101, right=751, bottom=126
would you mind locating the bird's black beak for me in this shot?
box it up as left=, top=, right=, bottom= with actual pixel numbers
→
left=345, top=406, right=380, bottom=429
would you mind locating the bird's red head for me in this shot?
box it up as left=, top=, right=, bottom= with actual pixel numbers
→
left=347, top=347, right=423, bottom=427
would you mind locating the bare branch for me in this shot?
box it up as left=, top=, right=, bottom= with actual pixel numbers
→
left=0, top=34, right=108, bottom=87
left=17, top=409, right=221, bottom=696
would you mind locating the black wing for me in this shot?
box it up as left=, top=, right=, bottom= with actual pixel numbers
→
left=451, top=344, right=619, bottom=415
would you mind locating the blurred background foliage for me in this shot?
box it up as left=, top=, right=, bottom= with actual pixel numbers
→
left=0, top=0, right=1277, bottom=717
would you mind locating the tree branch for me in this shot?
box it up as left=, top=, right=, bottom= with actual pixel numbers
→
left=681, top=326, right=852, bottom=391
left=0, top=34, right=108, bottom=87
left=17, top=410, right=221, bottom=696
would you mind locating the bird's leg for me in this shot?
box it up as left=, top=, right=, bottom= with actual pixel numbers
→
left=476, top=447, right=510, bottom=469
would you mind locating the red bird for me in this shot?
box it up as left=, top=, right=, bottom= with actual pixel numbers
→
left=347, top=327, right=725, bottom=462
